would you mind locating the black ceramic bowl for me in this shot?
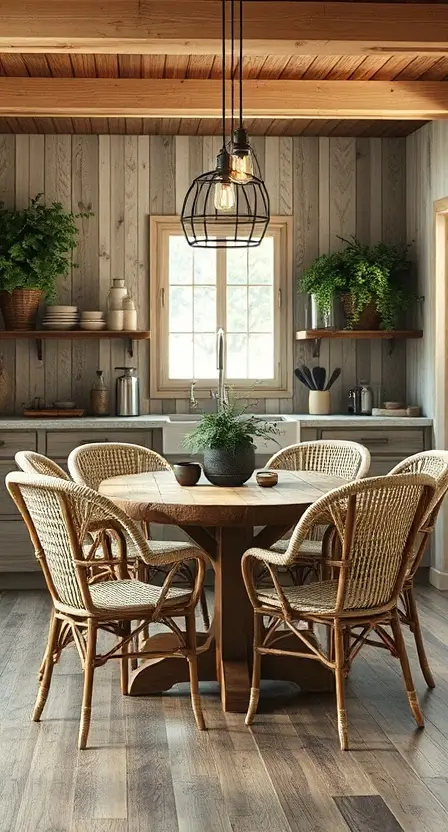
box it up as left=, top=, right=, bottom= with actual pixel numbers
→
left=173, top=462, right=202, bottom=487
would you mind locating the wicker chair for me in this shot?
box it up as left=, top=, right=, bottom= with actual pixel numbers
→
left=15, top=451, right=70, bottom=480
left=266, top=440, right=371, bottom=579
left=6, top=472, right=207, bottom=749
left=67, top=442, right=210, bottom=630
left=241, top=473, right=435, bottom=750
left=389, top=451, right=448, bottom=688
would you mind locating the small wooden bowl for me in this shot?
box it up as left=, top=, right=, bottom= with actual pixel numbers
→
left=256, top=470, right=278, bottom=488
left=173, top=462, right=202, bottom=487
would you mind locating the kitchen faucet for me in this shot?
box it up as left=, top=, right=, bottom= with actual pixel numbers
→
left=211, top=327, right=228, bottom=409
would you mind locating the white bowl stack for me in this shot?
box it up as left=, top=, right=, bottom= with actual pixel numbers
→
left=80, top=311, right=106, bottom=331
left=43, top=306, right=79, bottom=330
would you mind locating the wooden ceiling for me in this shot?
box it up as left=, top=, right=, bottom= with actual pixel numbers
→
left=0, top=52, right=443, bottom=136
left=0, top=1, right=447, bottom=136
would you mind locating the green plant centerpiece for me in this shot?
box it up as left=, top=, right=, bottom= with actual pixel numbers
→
left=185, top=397, right=279, bottom=487
left=0, top=194, right=91, bottom=330
left=300, top=236, right=421, bottom=330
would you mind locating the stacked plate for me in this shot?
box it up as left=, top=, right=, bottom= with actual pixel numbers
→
left=80, top=311, right=106, bottom=331
left=43, top=305, right=79, bottom=330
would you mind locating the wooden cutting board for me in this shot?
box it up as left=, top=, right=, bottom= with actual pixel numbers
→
left=23, top=408, right=85, bottom=418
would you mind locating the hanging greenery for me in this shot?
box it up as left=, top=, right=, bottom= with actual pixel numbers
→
left=0, top=194, right=92, bottom=300
left=300, top=236, right=422, bottom=330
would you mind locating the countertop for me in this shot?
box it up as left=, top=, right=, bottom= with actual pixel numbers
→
left=0, top=414, right=432, bottom=429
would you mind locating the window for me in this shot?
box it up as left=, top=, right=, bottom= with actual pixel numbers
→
left=150, top=216, right=292, bottom=398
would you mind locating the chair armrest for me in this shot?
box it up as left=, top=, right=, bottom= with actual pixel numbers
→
left=244, top=546, right=290, bottom=567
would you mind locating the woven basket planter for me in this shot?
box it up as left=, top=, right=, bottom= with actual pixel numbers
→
left=0, top=289, right=43, bottom=331
left=342, top=294, right=380, bottom=330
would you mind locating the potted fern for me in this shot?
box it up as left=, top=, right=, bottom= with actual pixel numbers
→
left=0, top=195, right=90, bottom=330
left=300, top=236, right=420, bottom=330
left=185, top=399, right=279, bottom=486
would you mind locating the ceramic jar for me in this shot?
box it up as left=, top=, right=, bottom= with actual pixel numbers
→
left=107, top=279, right=127, bottom=331
left=308, top=390, right=331, bottom=415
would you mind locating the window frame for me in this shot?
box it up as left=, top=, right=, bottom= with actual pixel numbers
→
left=149, top=215, right=293, bottom=399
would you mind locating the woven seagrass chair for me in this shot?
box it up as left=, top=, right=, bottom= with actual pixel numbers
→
left=67, top=442, right=210, bottom=630
left=6, top=472, right=207, bottom=749
left=241, top=473, right=435, bottom=750
left=266, top=440, right=371, bottom=581
left=389, top=451, right=448, bottom=688
left=15, top=451, right=70, bottom=480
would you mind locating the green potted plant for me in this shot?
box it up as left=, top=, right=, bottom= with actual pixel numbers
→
left=0, top=194, right=90, bottom=331
left=185, top=398, right=279, bottom=486
left=300, top=236, right=421, bottom=330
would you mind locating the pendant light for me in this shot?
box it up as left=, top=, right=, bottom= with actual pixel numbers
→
left=180, top=0, right=270, bottom=248
left=229, top=0, right=257, bottom=184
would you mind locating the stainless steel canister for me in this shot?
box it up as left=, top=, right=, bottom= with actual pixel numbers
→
left=115, top=367, right=140, bottom=416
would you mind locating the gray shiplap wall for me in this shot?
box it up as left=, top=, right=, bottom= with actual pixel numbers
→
left=0, top=133, right=407, bottom=415
left=406, top=121, right=448, bottom=419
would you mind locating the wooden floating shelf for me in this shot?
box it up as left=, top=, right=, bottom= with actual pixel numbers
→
left=0, top=330, right=150, bottom=361
left=295, top=330, right=423, bottom=341
left=0, top=330, right=151, bottom=340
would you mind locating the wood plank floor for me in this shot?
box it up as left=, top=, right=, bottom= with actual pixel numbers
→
left=1, top=586, right=448, bottom=832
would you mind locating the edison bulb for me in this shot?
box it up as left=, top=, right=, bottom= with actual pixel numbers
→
left=214, top=181, right=236, bottom=211
left=231, top=153, right=254, bottom=183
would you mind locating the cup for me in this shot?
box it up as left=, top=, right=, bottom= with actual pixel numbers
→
left=173, top=462, right=202, bottom=486
left=308, top=390, right=331, bottom=415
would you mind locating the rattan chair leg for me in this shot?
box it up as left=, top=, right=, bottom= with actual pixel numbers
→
left=404, top=585, right=435, bottom=689
left=185, top=612, right=206, bottom=731
left=245, top=612, right=263, bottom=726
left=390, top=611, right=424, bottom=729
left=200, top=588, right=210, bottom=631
left=33, top=612, right=62, bottom=722
left=120, top=621, right=131, bottom=695
left=78, top=620, right=98, bottom=750
left=334, top=622, right=349, bottom=751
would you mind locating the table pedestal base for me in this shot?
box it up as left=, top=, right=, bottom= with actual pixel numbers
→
left=128, top=522, right=333, bottom=711
left=128, top=630, right=333, bottom=708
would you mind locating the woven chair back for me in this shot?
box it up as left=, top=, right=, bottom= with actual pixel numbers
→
left=68, top=442, right=171, bottom=491
left=15, top=451, right=70, bottom=480
left=6, top=473, right=149, bottom=610
left=287, top=473, right=435, bottom=612
left=266, top=440, right=370, bottom=481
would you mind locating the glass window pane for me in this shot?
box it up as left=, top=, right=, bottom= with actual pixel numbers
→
left=227, top=286, right=248, bottom=333
left=226, top=246, right=248, bottom=284
left=194, top=334, right=218, bottom=379
left=249, top=286, right=273, bottom=333
left=169, top=334, right=193, bottom=378
left=194, top=286, right=216, bottom=333
left=169, top=286, right=192, bottom=332
left=248, top=236, right=274, bottom=284
left=227, top=334, right=248, bottom=379
left=248, top=334, right=274, bottom=379
left=194, top=248, right=216, bottom=285
left=169, top=235, right=193, bottom=284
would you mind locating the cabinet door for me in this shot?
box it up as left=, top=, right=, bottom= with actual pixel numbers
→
left=0, top=522, right=37, bottom=572
left=46, top=430, right=152, bottom=460
left=321, top=428, right=425, bottom=457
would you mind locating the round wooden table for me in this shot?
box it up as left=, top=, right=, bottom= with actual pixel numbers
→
left=99, top=469, right=346, bottom=712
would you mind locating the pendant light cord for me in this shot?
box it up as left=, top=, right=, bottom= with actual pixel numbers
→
left=239, top=0, right=243, bottom=128
left=221, top=0, right=226, bottom=147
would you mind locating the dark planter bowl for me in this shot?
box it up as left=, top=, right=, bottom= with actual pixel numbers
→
left=173, top=462, right=202, bottom=487
left=203, top=445, right=255, bottom=487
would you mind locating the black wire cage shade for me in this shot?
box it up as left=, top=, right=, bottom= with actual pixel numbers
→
left=180, top=0, right=270, bottom=249
left=180, top=163, right=270, bottom=249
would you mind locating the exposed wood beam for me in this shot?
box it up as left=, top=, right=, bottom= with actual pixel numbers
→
left=0, top=79, right=446, bottom=120
left=0, top=2, right=447, bottom=56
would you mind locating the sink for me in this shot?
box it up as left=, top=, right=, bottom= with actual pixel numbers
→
left=167, top=414, right=205, bottom=421
left=166, top=414, right=286, bottom=422
left=163, top=413, right=298, bottom=456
